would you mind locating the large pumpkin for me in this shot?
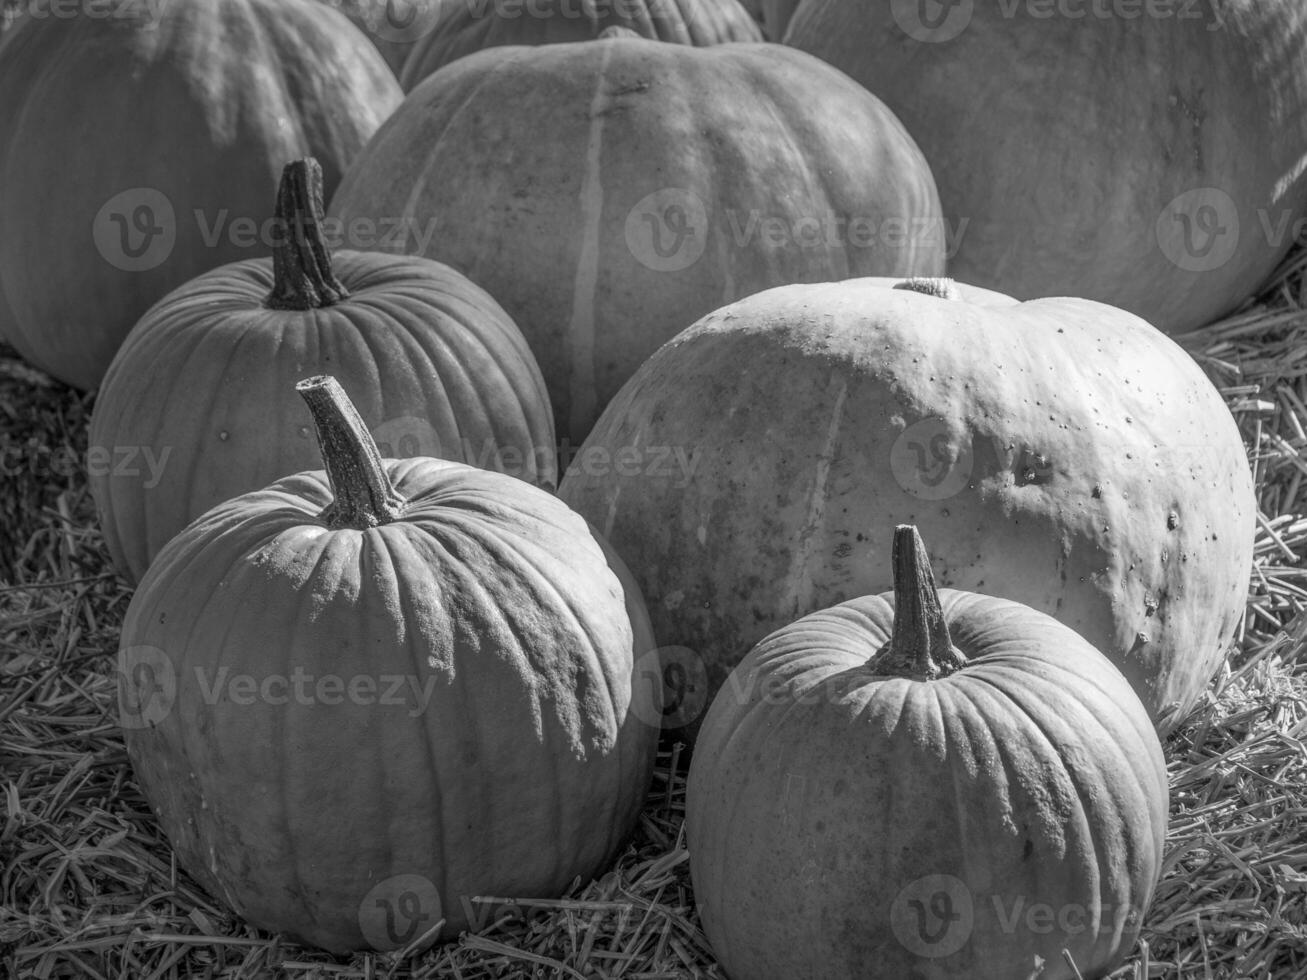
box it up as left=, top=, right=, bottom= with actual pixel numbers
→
left=783, top=2, right=1307, bottom=334
left=90, top=159, right=556, bottom=587
left=687, top=526, right=1169, bottom=980
left=398, top=0, right=763, bottom=91
left=331, top=32, right=944, bottom=445
left=118, top=375, right=658, bottom=953
left=319, top=0, right=449, bottom=76
left=0, top=0, right=401, bottom=389
left=558, top=277, right=1254, bottom=734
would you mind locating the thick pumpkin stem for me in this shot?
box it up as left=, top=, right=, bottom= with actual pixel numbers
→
left=296, top=375, right=405, bottom=530
left=869, top=525, right=967, bottom=679
left=892, top=277, right=959, bottom=300
left=266, top=158, right=349, bottom=311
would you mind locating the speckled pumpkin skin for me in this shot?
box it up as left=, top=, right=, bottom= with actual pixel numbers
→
left=558, top=278, right=1254, bottom=734
left=120, top=458, right=657, bottom=953
left=687, top=589, right=1169, bottom=980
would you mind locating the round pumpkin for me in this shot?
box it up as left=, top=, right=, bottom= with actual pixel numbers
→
left=0, top=0, right=401, bottom=390
left=558, top=276, right=1254, bottom=734
left=319, top=0, right=449, bottom=76
left=398, top=0, right=762, bottom=91
left=89, top=158, right=556, bottom=587
left=332, top=33, right=944, bottom=445
left=687, top=525, right=1169, bottom=980
left=118, top=375, right=658, bottom=953
left=783, top=3, right=1307, bottom=334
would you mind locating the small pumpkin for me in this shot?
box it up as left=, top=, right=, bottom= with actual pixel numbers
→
left=558, top=276, right=1254, bottom=734
left=90, top=158, right=556, bottom=587
left=119, top=375, right=658, bottom=953
left=687, top=525, right=1169, bottom=980
left=398, top=0, right=763, bottom=91
left=332, top=32, right=944, bottom=445
left=0, top=0, right=401, bottom=389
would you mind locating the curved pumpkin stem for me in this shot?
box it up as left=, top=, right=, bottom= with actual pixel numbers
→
left=296, top=375, right=405, bottom=530
left=869, top=525, right=967, bottom=680
left=892, top=277, right=959, bottom=300
left=266, top=158, right=349, bottom=311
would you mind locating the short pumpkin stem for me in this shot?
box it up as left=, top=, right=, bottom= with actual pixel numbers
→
left=868, top=525, right=967, bottom=679
left=266, top=158, right=349, bottom=311
left=296, top=375, right=405, bottom=530
left=892, top=277, right=959, bottom=300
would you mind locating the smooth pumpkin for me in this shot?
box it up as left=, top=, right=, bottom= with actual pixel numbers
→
left=90, top=158, right=556, bottom=587
left=687, top=526, right=1168, bottom=980
left=0, top=0, right=400, bottom=389
left=558, top=276, right=1254, bottom=734
left=398, top=0, right=762, bottom=91
left=119, top=375, right=658, bottom=953
left=332, top=32, right=944, bottom=445
left=783, top=2, right=1307, bottom=334
left=318, top=0, right=448, bottom=76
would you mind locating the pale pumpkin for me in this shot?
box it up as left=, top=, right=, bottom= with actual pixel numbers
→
left=119, top=375, right=657, bottom=953
left=319, top=0, right=448, bottom=76
left=558, top=276, right=1254, bottom=734
left=687, top=525, right=1169, bottom=980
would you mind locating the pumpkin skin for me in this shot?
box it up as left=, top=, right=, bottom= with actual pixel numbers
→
left=687, top=527, right=1169, bottom=980
left=89, top=160, right=556, bottom=587
left=119, top=377, right=658, bottom=954
left=783, top=2, right=1307, bottom=334
left=0, top=0, right=401, bottom=390
left=332, top=35, right=944, bottom=445
left=318, top=0, right=449, bottom=76
left=558, top=277, right=1254, bottom=734
left=398, top=0, right=763, bottom=91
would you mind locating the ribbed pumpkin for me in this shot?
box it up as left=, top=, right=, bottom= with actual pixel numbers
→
left=90, top=159, right=555, bottom=587
left=119, top=375, right=658, bottom=953
left=319, top=0, right=448, bottom=76
left=559, top=277, right=1254, bottom=734
left=332, top=32, right=944, bottom=445
left=783, top=2, right=1307, bottom=334
left=398, top=0, right=763, bottom=91
left=0, top=0, right=400, bottom=389
left=687, top=526, right=1168, bottom=980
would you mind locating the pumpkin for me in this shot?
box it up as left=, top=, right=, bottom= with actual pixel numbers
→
left=0, top=0, right=401, bottom=390
left=783, top=2, right=1307, bottom=334
left=318, top=0, right=448, bottom=76
left=398, top=0, right=763, bottom=91
left=331, top=33, right=944, bottom=446
left=90, top=158, right=556, bottom=587
left=558, top=276, right=1254, bottom=734
left=686, top=525, right=1169, bottom=980
left=118, top=375, right=658, bottom=953
left=759, top=0, right=801, bottom=40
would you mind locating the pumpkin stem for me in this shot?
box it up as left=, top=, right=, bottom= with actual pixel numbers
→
left=266, top=158, right=349, bottom=311
left=296, top=375, right=405, bottom=530
left=892, top=277, right=959, bottom=300
left=869, top=525, right=967, bottom=679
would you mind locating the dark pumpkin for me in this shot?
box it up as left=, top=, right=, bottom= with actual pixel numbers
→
left=90, top=159, right=555, bottom=586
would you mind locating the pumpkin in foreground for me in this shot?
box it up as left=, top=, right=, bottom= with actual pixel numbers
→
left=118, top=376, right=657, bottom=953
left=0, top=0, right=401, bottom=390
left=331, top=31, right=945, bottom=445
left=687, top=525, right=1169, bottom=980
left=90, top=158, right=556, bottom=587
left=559, top=277, right=1254, bottom=735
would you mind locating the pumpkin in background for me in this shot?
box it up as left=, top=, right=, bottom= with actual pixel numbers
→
left=687, top=525, right=1168, bottom=980
left=559, top=276, right=1254, bottom=735
left=0, top=0, right=401, bottom=390
left=89, top=158, right=555, bottom=587
left=783, top=2, right=1307, bottom=334
left=759, top=0, right=801, bottom=40
left=119, top=375, right=658, bottom=953
left=332, top=32, right=944, bottom=446
left=398, top=0, right=762, bottom=91
left=318, top=0, right=448, bottom=77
